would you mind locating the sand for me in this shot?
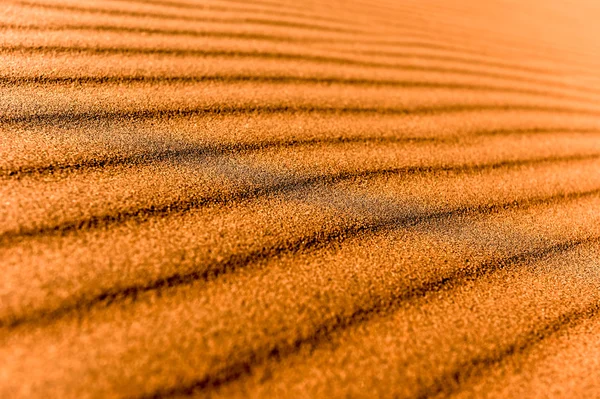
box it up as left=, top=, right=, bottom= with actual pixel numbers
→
left=2, top=0, right=600, bottom=398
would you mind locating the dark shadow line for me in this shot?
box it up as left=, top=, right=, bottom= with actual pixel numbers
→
left=1, top=73, right=597, bottom=106
left=4, top=44, right=600, bottom=100
left=0, top=23, right=325, bottom=44
left=0, top=73, right=558, bottom=93
left=4, top=128, right=600, bottom=179
left=2, top=159, right=600, bottom=331
left=1, top=135, right=437, bottom=178
left=0, top=21, right=487, bottom=55
left=4, top=102, right=600, bottom=127
left=129, top=231, right=600, bottom=398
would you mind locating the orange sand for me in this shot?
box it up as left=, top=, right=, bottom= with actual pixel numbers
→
left=2, top=0, right=600, bottom=398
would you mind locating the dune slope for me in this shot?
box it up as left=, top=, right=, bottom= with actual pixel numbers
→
left=2, top=0, right=600, bottom=398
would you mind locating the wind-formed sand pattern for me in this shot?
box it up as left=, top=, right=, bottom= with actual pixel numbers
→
left=2, top=0, right=600, bottom=397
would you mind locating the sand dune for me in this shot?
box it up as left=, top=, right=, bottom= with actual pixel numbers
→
left=2, top=1, right=600, bottom=398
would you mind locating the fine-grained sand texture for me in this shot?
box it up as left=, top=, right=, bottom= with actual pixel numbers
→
left=2, top=0, right=600, bottom=398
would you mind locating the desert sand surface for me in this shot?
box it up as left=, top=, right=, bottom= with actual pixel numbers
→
left=2, top=0, right=600, bottom=398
